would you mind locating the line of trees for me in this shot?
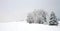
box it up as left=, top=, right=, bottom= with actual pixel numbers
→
left=26, top=9, right=58, bottom=25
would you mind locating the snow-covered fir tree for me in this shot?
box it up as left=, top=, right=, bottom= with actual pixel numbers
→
left=49, top=11, right=58, bottom=25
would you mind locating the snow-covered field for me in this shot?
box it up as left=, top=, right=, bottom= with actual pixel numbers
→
left=0, top=21, right=60, bottom=31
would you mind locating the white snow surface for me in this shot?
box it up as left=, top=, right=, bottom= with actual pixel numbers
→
left=0, top=21, right=60, bottom=31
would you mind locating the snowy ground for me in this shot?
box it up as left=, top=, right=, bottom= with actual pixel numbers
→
left=0, top=21, right=60, bottom=31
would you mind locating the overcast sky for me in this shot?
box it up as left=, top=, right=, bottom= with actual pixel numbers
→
left=0, top=0, right=60, bottom=22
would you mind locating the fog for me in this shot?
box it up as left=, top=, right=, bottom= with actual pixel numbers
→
left=0, top=0, right=60, bottom=22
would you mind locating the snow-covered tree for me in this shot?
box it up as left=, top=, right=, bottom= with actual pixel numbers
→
left=26, top=13, right=34, bottom=23
left=26, top=9, right=47, bottom=24
left=49, top=11, right=58, bottom=25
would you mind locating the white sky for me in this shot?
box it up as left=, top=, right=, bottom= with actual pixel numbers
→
left=0, top=0, right=60, bottom=22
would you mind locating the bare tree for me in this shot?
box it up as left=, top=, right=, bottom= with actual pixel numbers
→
left=26, top=9, right=47, bottom=24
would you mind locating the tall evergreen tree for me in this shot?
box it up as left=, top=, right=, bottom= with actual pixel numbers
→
left=49, top=11, right=58, bottom=25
